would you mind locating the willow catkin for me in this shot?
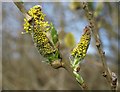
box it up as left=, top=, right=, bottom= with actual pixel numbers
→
left=71, top=26, right=91, bottom=66
left=23, top=5, right=61, bottom=62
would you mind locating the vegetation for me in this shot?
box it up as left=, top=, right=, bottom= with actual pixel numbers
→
left=2, top=1, right=119, bottom=90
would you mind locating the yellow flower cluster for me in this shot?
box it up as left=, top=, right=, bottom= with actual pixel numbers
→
left=23, top=19, right=31, bottom=33
left=33, top=28, right=56, bottom=56
left=71, top=26, right=91, bottom=61
left=24, top=5, right=51, bottom=34
left=23, top=5, right=56, bottom=57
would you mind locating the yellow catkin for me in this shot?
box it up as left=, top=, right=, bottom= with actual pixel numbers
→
left=23, top=5, right=56, bottom=57
left=71, top=26, right=91, bottom=62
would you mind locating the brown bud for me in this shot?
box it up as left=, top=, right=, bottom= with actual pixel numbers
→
left=50, top=59, right=62, bottom=69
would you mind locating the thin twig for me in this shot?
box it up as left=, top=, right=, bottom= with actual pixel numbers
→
left=13, top=0, right=32, bottom=21
left=62, top=58, right=88, bottom=90
left=80, top=2, right=118, bottom=90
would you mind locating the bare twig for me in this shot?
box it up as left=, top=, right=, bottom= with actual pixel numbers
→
left=80, top=2, right=118, bottom=90
left=13, top=0, right=32, bottom=21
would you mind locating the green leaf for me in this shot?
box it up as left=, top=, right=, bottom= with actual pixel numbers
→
left=50, top=23, right=59, bottom=45
left=73, top=71, right=84, bottom=84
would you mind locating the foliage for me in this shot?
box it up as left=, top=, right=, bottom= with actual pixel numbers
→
left=2, top=2, right=119, bottom=90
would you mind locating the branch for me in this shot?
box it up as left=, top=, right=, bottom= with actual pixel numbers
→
left=62, top=59, right=88, bottom=90
left=13, top=0, right=32, bottom=21
left=80, top=2, right=118, bottom=90
left=50, top=53, right=88, bottom=90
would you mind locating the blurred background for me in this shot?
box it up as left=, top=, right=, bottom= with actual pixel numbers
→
left=2, top=2, right=119, bottom=90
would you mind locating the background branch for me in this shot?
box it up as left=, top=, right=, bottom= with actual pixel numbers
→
left=79, top=2, right=118, bottom=90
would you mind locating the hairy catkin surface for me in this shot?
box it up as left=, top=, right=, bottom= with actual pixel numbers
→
left=23, top=5, right=60, bottom=62
left=71, top=26, right=91, bottom=65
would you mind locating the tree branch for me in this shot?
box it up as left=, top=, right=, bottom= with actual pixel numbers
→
left=13, top=0, right=32, bottom=21
left=50, top=54, right=88, bottom=90
left=80, top=2, right=118, bottom=90
left=62, top=58, right=88, bottom=90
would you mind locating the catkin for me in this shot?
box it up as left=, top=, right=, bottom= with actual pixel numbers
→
left=23, top=5, right=60, bottom=61
left=71, top=26, right=91, bottom=65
